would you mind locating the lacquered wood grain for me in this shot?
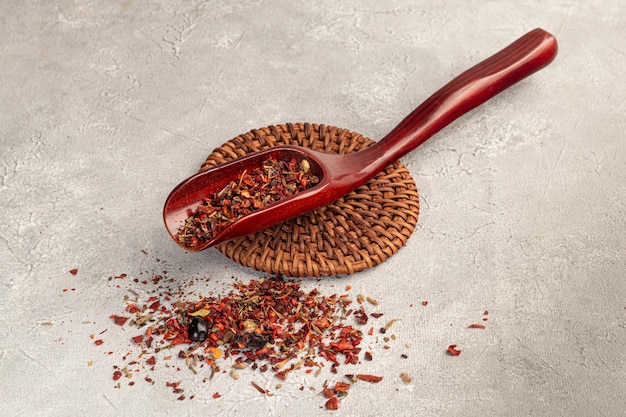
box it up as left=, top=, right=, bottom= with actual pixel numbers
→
left=164, top=28, right=557, bottom=251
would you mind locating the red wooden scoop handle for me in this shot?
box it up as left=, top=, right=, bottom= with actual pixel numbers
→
left=357, top=28, right=558, bottom=172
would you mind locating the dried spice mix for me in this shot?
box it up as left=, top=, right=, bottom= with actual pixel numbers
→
left=176, top=157, right=319, bottom=247
left=102, top=274, right=396, bottom=410
left=88, top=263, right=489, bottom=410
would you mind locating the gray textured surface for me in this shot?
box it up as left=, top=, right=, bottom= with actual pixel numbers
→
left=1, top=1, right=625, bottom=416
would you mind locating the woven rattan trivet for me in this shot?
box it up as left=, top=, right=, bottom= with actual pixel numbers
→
left=199, top=122, right=419, bottom=277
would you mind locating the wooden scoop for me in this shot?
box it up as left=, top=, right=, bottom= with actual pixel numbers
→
left=164, top=28, right=557, bottom=252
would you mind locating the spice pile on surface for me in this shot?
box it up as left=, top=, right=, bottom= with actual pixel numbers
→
left=103, top=274, right=400, bottom=410
left=176, top=157, right=319, bottom=248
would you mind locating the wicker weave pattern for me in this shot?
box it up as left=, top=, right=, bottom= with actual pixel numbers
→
left=200, top=123, right=419, bottom=277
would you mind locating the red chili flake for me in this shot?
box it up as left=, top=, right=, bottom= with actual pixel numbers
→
left=364, top=351, right=373, bottom=361
left=69, top=269, right=78, bottom=275
left=367, top=327, right=374, bottom=336
left=149, top=300, right=161, bottom=311
left=422, top=301, right=428, bottom=306
left=212, top=392, right=221, bottom=399
left=325, top=397, right=339, bottom=410
left=370, top=312, right=384, bottom=318
left=334, top=382, right=351, bottom=393
left=447, top=344, right=461, bottom=356
left=177, top=395, right=185, bottom=401
left=354, top=307, right=368, bottom=325
left=468, top=324, right=486, bottom=329
left=484, top=310, right=489, bottom=315
left=131, top=335, right=143, bottom=344
left=250, top=381, right=266, bottom=395
left=112, top=370, right=122, bottom=381
left=166, top=381, right=183, bottom=394
left=94, top=339, right=104, bottom=346
left=322, top=387, right=335, bottom=398
left=355, top=374, right=383, bottom=383
left=145, top=356, right=156, bottom=365
left=109, top=315, right=128, bottom=326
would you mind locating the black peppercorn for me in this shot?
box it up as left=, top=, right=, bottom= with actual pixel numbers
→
left=188, top=317, right=208, bottom=342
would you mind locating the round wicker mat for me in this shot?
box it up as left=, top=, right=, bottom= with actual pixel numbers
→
left=200, top=123, right=419, bottom=277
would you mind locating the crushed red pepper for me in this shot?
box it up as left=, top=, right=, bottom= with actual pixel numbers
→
left=103, top=274, right=410, bottom=410
left=93, top=260, right=495, bottom=411
left=325, top=397, right=339, bottom=410
left=91, top=258, right=489, bottom=410
left=447, top=344, right=461, bottom=356
left=355, top=374, right=383, bottom=383
left=176, top=157, right=319, bottom=248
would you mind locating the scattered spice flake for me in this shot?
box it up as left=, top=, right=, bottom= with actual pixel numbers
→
left=384, top=318, right=401, bottom=331
left=325, top=397, right=339, bottom=410
left=400, top=373, right=411, bottom=384
left=366, top=296, right=379, bottom=306
left=364, top=351, right=373, bottom=361
left=189, top=308, right=211, bottom=317
left=69, top=268, right=78, bottom=275
left=422, top=301, right=428, bottom=306
left=166, top=381, right=183, bottom=394
left=322, top=387, right=335, bottom=398
left=126, top=304, right=141, bottom=314
left=370, top=312, right=384, bottom=318
left=334, top=381, right=351, bottom=393
left=207, top=347, right=222, bottom=360
left=94, top=339, right=104, bottom=346
left=447, top=344, right=461, bottom=356
left=212, top=392, right=221, bottom=399
left=112, top=370, right=122, bottom=381
left=468, top=323, right=486, bottom=329
left=109, top=315, right=128, bottom=326
left=355, top=374, right=383, bottom=383
left=354, top=307, right=368, bottom=325
left=250, top=381, right=266, bottom=395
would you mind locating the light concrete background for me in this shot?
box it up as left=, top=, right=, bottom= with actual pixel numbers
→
left=1, top=1, right=625, bottom=416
